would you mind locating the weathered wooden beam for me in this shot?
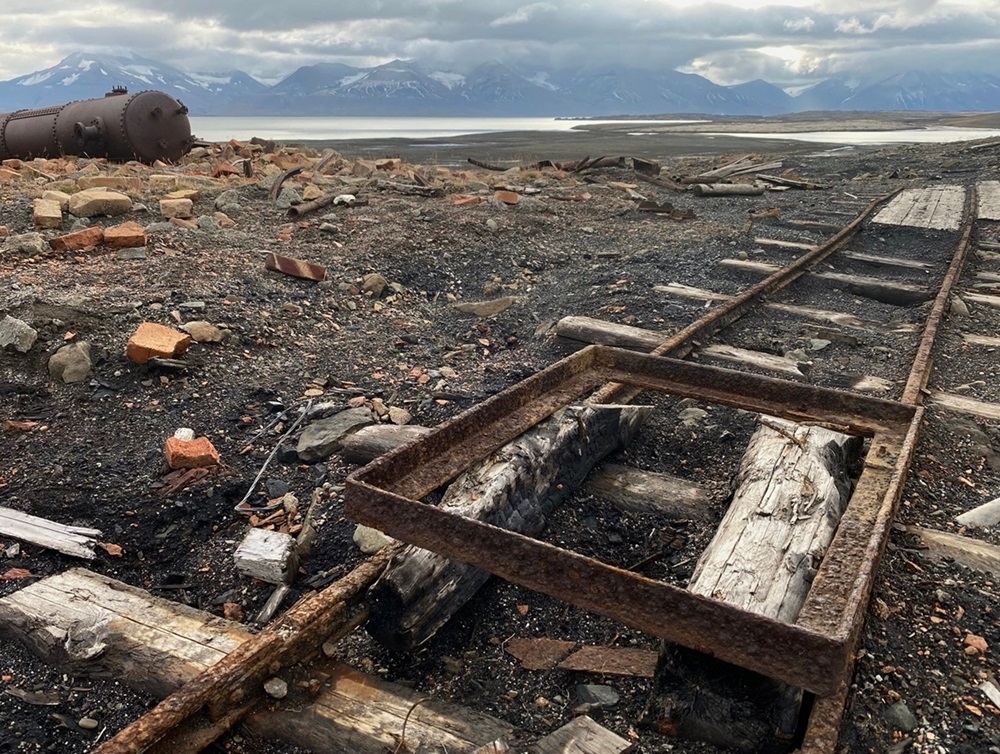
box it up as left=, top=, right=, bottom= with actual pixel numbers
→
left=929, top=391, right=1000, bottom=420
left=839, top=250, right=933, bottom=271
left=720, top=258, right=932, bottom=306
left=754, top=237, right=816, bottom=251
left=963, top=333, right=1000, bottom=347
left=905, top=525, right=1000, bottom=576
left=366, top=403, right=652, bottom=651
left=0, top=568, right=513, bottom=753
left=0, top=506, right=102, bottom=559
left=692, top=183, right=765, bottom=197
left=585, top=463, right=712, bottom=520
left=341, top=424, right=434, bottom=464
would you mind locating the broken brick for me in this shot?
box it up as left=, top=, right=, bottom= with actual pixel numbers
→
left=165, top=436, right=221, bottom=469
left=49, top=227, right=104, bottom=252
left=264, top=252, right=326, bottom=282
left=493, top=190, right=519, bottom=205
left=103, top=221, right=148, bottom=249
left=451, top=194, right=484, bottom=207
left=126, top=322, right=192, bottom=364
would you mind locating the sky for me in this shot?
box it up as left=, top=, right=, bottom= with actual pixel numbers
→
left=1, top=0, right=999, bottom=88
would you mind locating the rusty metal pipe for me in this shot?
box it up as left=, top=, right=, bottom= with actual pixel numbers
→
left=0, top=88, right=192, bottom=164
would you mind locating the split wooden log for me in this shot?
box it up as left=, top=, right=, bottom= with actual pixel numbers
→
left=692, top=183, right=765, bottom=197
left=646, top=417, right=863, bottom=752
left=756, top=173, right=827, bottom=190
left=0, top=569, right=513, bottom=753
left=366, top=403, right=652, bottom=651
left=0, top=506, right=102, bottom=559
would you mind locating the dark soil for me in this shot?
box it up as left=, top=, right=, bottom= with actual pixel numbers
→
left=2, top=120, right=1000, bottom=754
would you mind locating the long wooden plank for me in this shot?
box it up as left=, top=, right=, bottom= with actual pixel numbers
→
left=839, top=251, right=933, bottom=271
left=754, top=237, right=816, bottom=251
left=978, top=181, right=1000, bottom=221
left=963, top=292, right=1000, bottom=309
left=905, top=525, right=1000, bottom=575
left=0, top=506, right=102, bottom=559
left=585, top=463, right=712, bottom=519
left=872, top=186, right=965, bottom=231
left=929, top=391, right=1000, bottom=420
left=963, top=333, right=1000, bottom=347
left=0, top=569, right=514, bottom=753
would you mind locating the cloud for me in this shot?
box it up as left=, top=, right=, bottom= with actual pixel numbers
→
left=490, top=3, right=557, bottom=27
left=0, top=1, right=1000, bottom=87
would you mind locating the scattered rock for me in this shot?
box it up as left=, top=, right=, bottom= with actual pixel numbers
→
left=353, top=524, right=393, bottom=554
left=452, top=296, right=516, bottom=318
left=575, top=684, right=620, bottom=709
left=159, top=198, right=194, bottom=219
left=361, top=272, right=388, bottom=297
left=68, top=188, right=132, bottom=218
left=180, top=321, right=224, bottom=343
left=263, top=677, right=288, bottom=699
left=884, top=701, right=918, bottom=733
left=951, top=295, right=970, bottom=317
left=48, top=341, right=93, bottom=383
left=0, top=315, right=38, bottom=353
left=5, top=232, right=47, bottom=255
left=32, top=198, right=63, bottom=229
left=296, top=407, right=375, bottom=462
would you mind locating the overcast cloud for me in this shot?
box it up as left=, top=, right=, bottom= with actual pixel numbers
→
left=1, top=0, right=999, bottom=88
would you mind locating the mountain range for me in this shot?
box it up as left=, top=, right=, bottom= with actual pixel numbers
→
left=2, top=51, right=1000, bottom=118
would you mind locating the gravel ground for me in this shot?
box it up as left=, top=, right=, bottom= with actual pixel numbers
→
left=1, top=120, right=1000, bottom=753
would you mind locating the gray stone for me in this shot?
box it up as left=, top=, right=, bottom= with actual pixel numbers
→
left=214, top=189, right=241, bottom=211
left=116, top=247, right=147, bottom=260
left=296, top=407, right=374, bottom=462
left=956, top=497, right=1000, bottom=527
left=678, top=407, right=708, bottom=426
left=361, top=273, right=388, bottom=298
left=575, top=684, right=620, bottom=708
left=884, top=701, right=917, bottom=733
left=951, top=295, right=970, bottom=317
left=319, top=223, right=337, bottom=234
left=196, top=215, right=219, bottom=230
left=178, top=301, right=206, bottom=311
left=353, top=524, right=393, bottom=554
left=47, top=341, right=92, bottom=383
left=180, top=320, right=223, bottom=343
left=451, top=296, right=516, bottom=318
left=276, top=188, right=301, bottom=210
left=263, top=677, right=288, bottom=699
left=486, top=218, right=500, bottom=232
left=77, top=717, right=99, bottom=731
left=174, top=427, right=196, bottom=441
left=0, top=315, right=38, bottom=353
left=809, top=338, right=831, bottom=351
left=5, top=232, right=47, bottom=255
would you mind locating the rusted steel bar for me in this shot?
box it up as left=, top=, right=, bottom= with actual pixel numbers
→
left=360, top=347, right=914, bottom=506
left=592, top=189, right=902, bottom=404
left=346, top=346, right=918, bottom=695
left=901, top=185, right=977, bottom=404
left=0, top=89, right=191, bottom=163
left=348, top=476, right=847, bottom=695
left=92, top=550, right=393, bottom=754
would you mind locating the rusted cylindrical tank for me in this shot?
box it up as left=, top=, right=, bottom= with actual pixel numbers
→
left=0, top=88, right=192, bottom=164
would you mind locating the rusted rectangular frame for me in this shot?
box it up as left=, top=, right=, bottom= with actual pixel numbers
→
left=346, top=345, right=916, bottom=696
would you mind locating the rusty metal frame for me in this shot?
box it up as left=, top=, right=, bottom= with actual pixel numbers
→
left=346, top=345, right=918, bottom=697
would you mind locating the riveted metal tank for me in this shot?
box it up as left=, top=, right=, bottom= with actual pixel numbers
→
left=0, top=88, right=193, bottom=164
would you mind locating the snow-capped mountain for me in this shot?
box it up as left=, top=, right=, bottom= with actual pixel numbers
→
left=0, top=52, right=264, bottom=114
left=4, top=52, right=1000, bottom=117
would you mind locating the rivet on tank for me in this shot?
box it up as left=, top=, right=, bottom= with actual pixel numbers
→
left=0, top=87, right=193, bottom=164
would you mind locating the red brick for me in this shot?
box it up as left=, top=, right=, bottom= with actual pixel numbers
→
left=104, top=221, right=147, bottom=249
left=493, top=190, right=519, bottom=205
left=165, top=436, right=220, bottom=469
left=126, top=322, right=192, bottom=364
left=451, top=194, right=483, bottom=207
left=49, top=227, right=104, bottom=251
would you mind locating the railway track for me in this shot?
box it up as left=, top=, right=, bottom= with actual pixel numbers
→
left=4, top=176, right=1000, bottom=753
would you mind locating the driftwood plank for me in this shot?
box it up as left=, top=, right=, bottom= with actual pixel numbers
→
left=963, top=291, right=1000, bottom=310
left=530, top=716, right=634, bottom=754
left=699, top=343, right=807, bottom=378
left=0, top=569, right=514, bottom=753
left=585, top=463, right=711, bottom=519
left=0, top=506, right=102, bottom=559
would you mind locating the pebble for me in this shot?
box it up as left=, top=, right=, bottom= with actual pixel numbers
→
left=78, top=717, right=99, bottom=730
left=884, top=700, right=918, bottom=732
left=47, top=341, right=93, bottom=383
left=0, top=315, right=38, bottom=353
left=263, top=677, right=288, bottom=699
left=575, top=684, right=620, bottom=708
left=353, top=524, right=393, bottom=554
left=486, top=218, right=499, bottom=232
